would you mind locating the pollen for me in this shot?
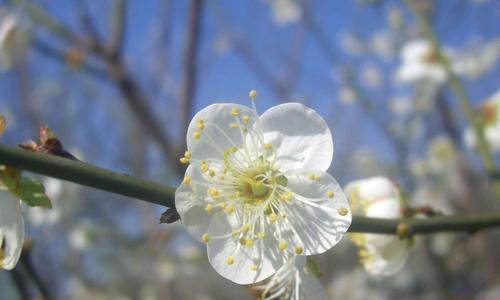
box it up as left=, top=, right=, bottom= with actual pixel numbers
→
left=280, top=192, right=293, bottom=202
left=182, top=176, right=191, bottom=185
left=338, top=207, right=349, bottom=216
left=269, top=213, right=278, bottom=223
left=229, top=122, right=238, bottom=129
left=249, top=89, right=257, bottom=100
left=326, top=191, right=335, bottom=198
left=202, top=233, right=209, bottom=243
left=294, top=246, right=304, bottom=254
left=257, top=231, right=265, bottom=239
left=196, top=120, right=205, bottom=130
left=201, top=162, right=209, bottom=172
left=179, top=157, right=189, bottom=164
left=230, top=107, right=240, bottom=116
left=239, top=237, right=247, bottom=245
left=207, top=187, right=220, bottom=198
left=308, top=172, right=318, bottom=180
left=225, top=204, right=234, bottom=214
left=193, top=131, right=201, bottom=140
left=225, top=256, right=234, bottom=265
left=242, top=115, right=250, bottom=124
left=184, top=151, right=192, bottom=159
left=241, top=224, right=250, bottom=233
left=245, top=239, right=254, bottom=247
left=278, top=240, right=288, bottom=251
left=208, top=169, right=216, bottom=177
left=264, top=143, right=273, bottom=150
left=251, top=265, right=259, bottom=271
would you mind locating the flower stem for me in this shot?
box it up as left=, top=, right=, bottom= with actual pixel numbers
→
left=403, top=0, right=500, bottom=200
left=1, top=143, right=500, bottom=235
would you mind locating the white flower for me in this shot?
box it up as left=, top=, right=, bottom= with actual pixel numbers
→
left=345, top=177, right=410, bottom=276
left=175, top=93, right=351, bottom=284
left=258, top=256, right=328, bottom=300
left=269, top=0, right=302, bottom=25
left=396, top=39, right=447, bottom=84
left=0, top=186, right=24, bottom=270
left=0, top=12, right=31, bottom=70
left=464, top=90, right=500, bottom=153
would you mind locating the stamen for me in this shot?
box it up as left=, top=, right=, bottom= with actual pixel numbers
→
left=278, top=240, right=288, bottom=251
left=338, top=207, right=349, bottom=216
left=182, top=176, right=191, bottom=185
left=326, top=191, right=335, bottom=198
left=225, top=256, right=234, bottom=265
left=193, top=131, right=201, bottom=140
left=202, top=233, right=209, bottom=243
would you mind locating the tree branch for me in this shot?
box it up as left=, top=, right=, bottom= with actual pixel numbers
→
left=1, top=143, right=500, bottom=235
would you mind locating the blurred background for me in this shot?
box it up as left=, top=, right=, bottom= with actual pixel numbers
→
left=0, top=0, right=500, bottom=299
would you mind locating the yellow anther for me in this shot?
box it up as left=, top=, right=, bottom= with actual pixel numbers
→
left=280, top=192, right=293, bottom=202
left=193, top=131, right=201, bottom=140
left=208, top=169, right=216, bottom=177
left=196, top=120, right=205, bottom=130
left=257, top=231, right=266, bottom=239
left=338, top=207, right=349, bottom=216
left=202, top=233, right=209, bottom=243
left=278, top=240, right=288, bottom=251
left=245, top=239, right=254, bottom=247
left=308, top=172, right=318, bottom=180
left=249, top=89, right=257, bottom=100
left=326, top=191, right=335, bottom=198
left=358, top=249, right=370, bottom=258
left=219, top=202, right=226, bottom=209
left=179, top=157, right=189, bottom=164
left=201, top=162, right=209, bottom=172
left=239, top=237, right=247, bottom=245
left=205, top=204, right=214, bottom=213
left=229, top=122, right=238, bottom=129
left=264, top=143, right=273, bottom=150
left=225, top=204, right=234, bottom=214
left=241, top=224, right=250, bottom=233
left=230, top=107, right=240, bottom=116
left=269, top=213, right=278, bottom=223
left=225, top=256, right=234, bottom=265
left=219, top=175, right=225, bottom=180
left=242, top=115, right=250, bottom=124
left=182, top=176, right=191, bottom=185
left=294, top=246, right=304, bottom=254
left=251, top=265, right=259, bottom=271
left=184, top=151, right=192, bottom=159
left=207, top=188, right=220, bottom=198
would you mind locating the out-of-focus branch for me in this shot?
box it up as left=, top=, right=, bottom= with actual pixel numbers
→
left=180, top=0, right=204, bottom=141
left=109, top=0, right=127, bottom=57
left=403, top=0, right=500, bottom=199
left=14, top=0, right=183, bottom=174
left=2, top=143, right=500, bottom=235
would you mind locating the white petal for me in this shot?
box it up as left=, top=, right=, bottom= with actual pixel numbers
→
left=186, top=103, right=255, bottom=162
left=0, top=189, right=24, bottom=270
left=363, top=237, right=409, bottom=276
left=175, top=166, right=212, bottom=242
left=300, top=261, right=328, bottom=300
left=283, top=170, right=351, bottom=255
left=365, top=198, right=401, bottom=219
left=258, top=103, right=333, bottom=172
left=206, top=212, right=285, bottom=284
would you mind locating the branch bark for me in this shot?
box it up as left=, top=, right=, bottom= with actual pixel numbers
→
left=1, top=143, right=500, bottom=235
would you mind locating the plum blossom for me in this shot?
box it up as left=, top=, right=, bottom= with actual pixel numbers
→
left=0, top=187, right=24, bottom=270
left=396, top=39, right=447, bottom=84
left=464, top=90, right=500, bottom=153
left=175, top=91, right=351, bottom=284
left=345, top=177, right=410, bottom=276
left=258, top=256, right=328, bottom=300
left=0, top=12, right=31, bottom=70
